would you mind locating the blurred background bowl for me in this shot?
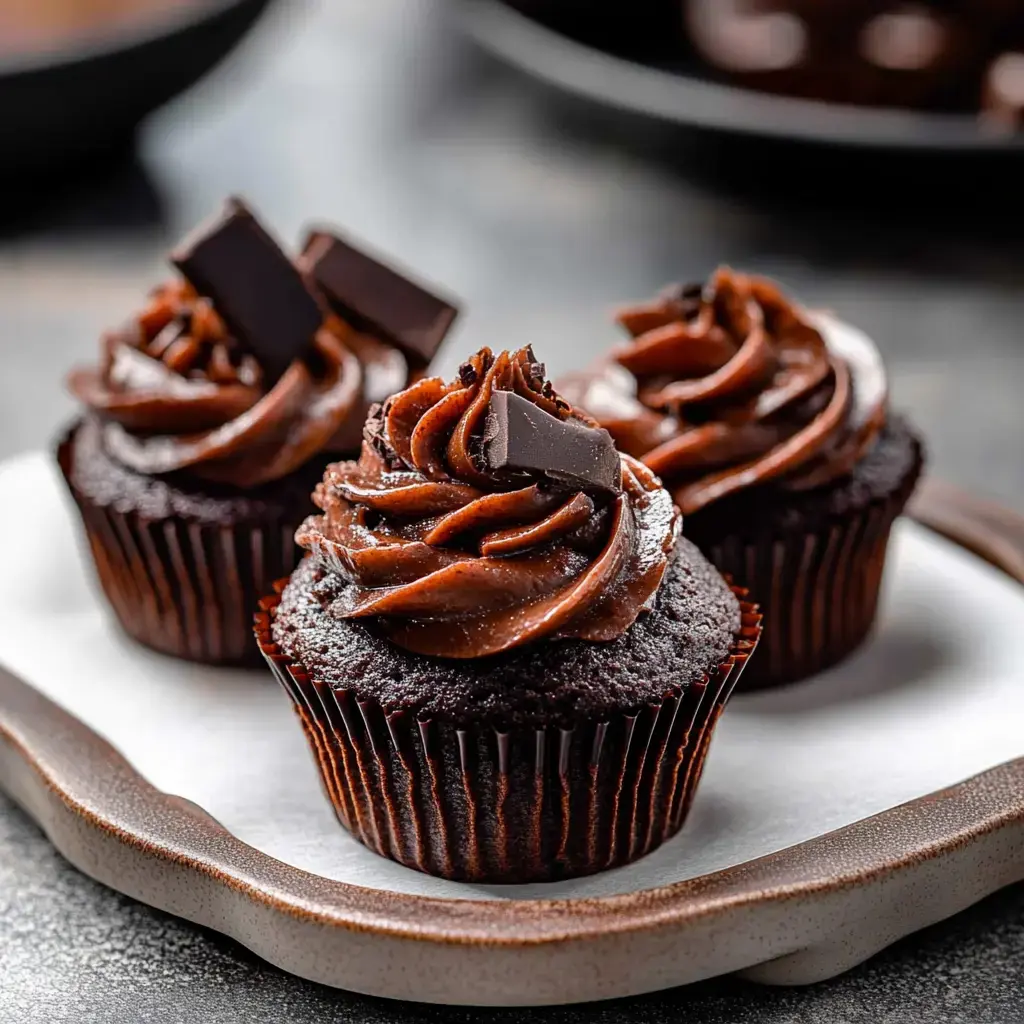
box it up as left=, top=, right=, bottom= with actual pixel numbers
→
left=456, top=0, right=1024, bottom=153
left=0, top=0, right=274, bottom=181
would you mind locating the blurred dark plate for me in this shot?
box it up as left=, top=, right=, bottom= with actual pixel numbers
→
left=0, top=0, right=273, bottom=180
left=455, top=0, right=1024, bottom=153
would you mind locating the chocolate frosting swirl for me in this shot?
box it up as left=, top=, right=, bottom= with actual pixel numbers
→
left=297, top=347, right=680, bottom=659
left=561, top=268, right=887, bottom=516
left=68, top=280, right=409, bottom=488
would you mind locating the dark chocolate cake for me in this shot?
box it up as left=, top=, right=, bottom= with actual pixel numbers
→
left=256, top=345, right=760, bottom=882
left=561, top=268, right=924, bottom=688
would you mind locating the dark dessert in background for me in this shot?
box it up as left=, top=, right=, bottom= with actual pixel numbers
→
left=983, top=35, right=1024, bottom=131
left=686, top=0, right=1024, bottom=125
left=505, top=0, right=1024, bottom=127
left=560, top=269, right=923, bottom=690
left=256, top=346, right=760, bottom=883
left=0, top=0, right=201, bottom=55
left=59, top=196, right=459, bottom=666
left=0, top=0, right=274, bottom=181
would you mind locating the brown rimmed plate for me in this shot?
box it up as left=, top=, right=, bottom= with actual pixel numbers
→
left=0, top=451, right=1022, bottom=1006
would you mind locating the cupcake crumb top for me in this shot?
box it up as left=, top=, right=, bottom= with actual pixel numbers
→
left=272, top=538, right=740, bottom=727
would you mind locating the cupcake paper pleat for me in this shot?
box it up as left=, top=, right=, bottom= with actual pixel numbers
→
left=59, top=434, right=302, bottom=666
left=700, top=488, right=914, bottom=691
left=256, top=584, right=761, bottom=884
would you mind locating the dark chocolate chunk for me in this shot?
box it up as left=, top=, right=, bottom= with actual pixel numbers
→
left=301, top=230, right=458, bottom=366
left=483, top=391, right=622, bottom=495
left=171, top=198, right=322, bottom=381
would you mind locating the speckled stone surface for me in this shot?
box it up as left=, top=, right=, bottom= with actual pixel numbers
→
left=1, top=0, right=1023, bottom=1018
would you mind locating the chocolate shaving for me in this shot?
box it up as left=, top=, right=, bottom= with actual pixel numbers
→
left=362, top=401, right=402, bottom=469
left=665, top=281, right=705, bottom=320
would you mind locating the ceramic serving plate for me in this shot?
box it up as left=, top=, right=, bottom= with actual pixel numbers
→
left=0, top=451, right=1022, bottom=1006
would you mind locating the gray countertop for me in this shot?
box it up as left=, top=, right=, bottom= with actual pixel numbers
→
left=1, top=1, right=1022, bottom=1020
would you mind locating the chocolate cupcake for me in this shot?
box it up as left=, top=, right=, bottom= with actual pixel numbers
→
left=560, top=268, right=923, bottom=690
left=59, top=197, right=458, bottom=666
left=255, top=347, right=760, bottom=882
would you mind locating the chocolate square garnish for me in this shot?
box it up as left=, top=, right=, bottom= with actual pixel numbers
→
left=483, top=391, right=622, bottom=495
left=301, top=230, right=459, bottom=367
left=171, top=198, right=322, bottom=381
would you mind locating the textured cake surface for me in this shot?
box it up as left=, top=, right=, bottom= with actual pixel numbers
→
left=272, top=536, right=741, bottom=728
left=65, top=417, right=325, bottom=527
left=685, top=417, right=924, bottom=544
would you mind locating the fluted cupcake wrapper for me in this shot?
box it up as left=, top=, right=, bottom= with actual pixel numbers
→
left=255, top=587, right=761, bottom=884
left=702, top=481, right=918, bottom=692
left=58, top=435, right=302, bottom=667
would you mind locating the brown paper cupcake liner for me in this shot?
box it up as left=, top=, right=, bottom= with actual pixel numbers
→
left=255, top=587, right=761, bottom=884
left=58, top=436, right=302, bottom=667
left=702, top=483, right=917, bottom=692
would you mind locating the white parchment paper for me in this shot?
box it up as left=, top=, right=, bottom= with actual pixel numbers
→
left=1, top=452, right=1022, bottom=901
